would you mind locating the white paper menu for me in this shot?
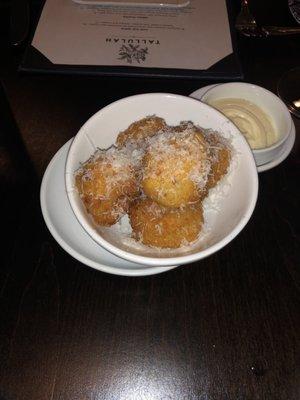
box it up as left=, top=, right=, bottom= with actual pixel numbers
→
left=32, top=0, right=233, bottom=70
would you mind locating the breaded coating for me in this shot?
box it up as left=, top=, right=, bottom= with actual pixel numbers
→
left=75, top=116, right=232, bottom=250
left=141, top=127, right=210, bottom=208
left=116, top=116, right=166, bottom=147
left=75, top=147, right=139, bottom=226
left=129, top=198, right=203, bottom=248
left=205, top=133, right=231, bottom=191
left=171, top=121, right=203, bottom=134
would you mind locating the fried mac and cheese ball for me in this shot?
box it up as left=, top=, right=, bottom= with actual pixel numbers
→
left=129, top=198, right=203, bottom=248
left=74, top=116, right=232, bottom=249
left=116, top=116, right=166, bottom=147
left=75, top=147, right=139, bottom=226
left=141, top=127, right=210, bottom=208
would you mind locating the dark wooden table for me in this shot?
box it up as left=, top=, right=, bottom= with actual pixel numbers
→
left=0, top=1, right=299, bottom=399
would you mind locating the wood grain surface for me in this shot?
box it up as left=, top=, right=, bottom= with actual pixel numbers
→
left=0, top=1, right=299, bottom=399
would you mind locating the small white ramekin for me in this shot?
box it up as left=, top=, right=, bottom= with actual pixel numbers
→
left=201, top=82, right=293, bottom=166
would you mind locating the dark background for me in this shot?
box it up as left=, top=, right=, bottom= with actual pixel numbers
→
left=0, top=1, right=299, bottom=399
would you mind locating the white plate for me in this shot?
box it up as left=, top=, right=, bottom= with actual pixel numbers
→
left=189, top=85, right=296, bottom=173
left=40, top=139, right=178, bottom=276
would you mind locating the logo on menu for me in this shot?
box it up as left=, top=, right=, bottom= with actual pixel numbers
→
left=118, top=44, right=148, bottom=64
left=106, top=38, right=160, bottom=64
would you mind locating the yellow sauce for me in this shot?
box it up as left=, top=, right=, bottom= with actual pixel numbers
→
left=209, top=98, right=277, bottom=149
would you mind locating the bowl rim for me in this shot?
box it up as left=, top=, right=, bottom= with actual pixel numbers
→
left=65, top=92, right=259, bottom=267
left=200, top=82, right=293, bottom=154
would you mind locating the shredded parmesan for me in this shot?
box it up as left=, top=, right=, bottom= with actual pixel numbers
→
left=76, top=116, right=235, bottom=251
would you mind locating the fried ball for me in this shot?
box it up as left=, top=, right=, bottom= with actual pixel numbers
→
left=171, top=121, right=203, bottom=134
left=129, top=198, right=203, bottom=248
left=141, top=128, right=210, bottom=208
left=75, top=147, right=139, bottom=226
left=205, top=133, right=231, bottom=191
left=116, top=116, right=166, bottom=147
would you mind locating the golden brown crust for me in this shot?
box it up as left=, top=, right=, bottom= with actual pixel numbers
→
left=205, top=133, right=231, bottom=191
left=141, top=129, right=210, bottom=208
left=75, top=117, right=232, bottom=249
left=129, top=198, right=203, bottom=248
left=116, top=116, right=166, bottom=147
left=75, top=153, right=138, bottom=226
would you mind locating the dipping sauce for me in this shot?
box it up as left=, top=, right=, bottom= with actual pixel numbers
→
left=208, top=98, right=277, bottom=149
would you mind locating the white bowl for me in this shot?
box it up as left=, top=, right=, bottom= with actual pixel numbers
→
left=200, top=82, right=293, bottom=166
left=65, top=93, right=258, bottom=267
